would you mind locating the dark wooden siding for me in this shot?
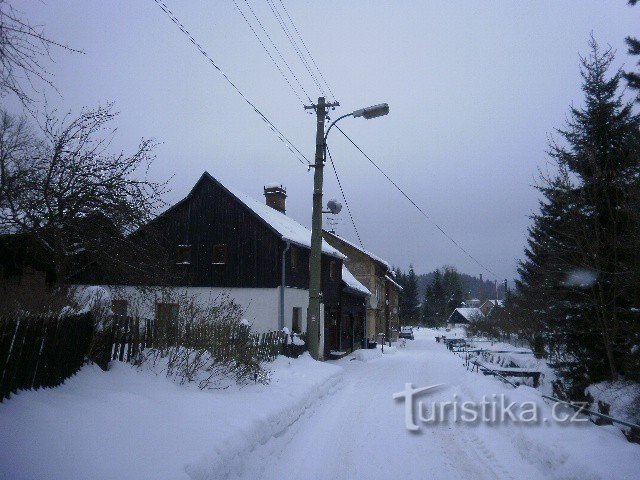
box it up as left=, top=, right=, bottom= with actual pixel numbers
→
left=123, top=173, right=343, bottom=297
left=143, top=176, right=282, bottom=288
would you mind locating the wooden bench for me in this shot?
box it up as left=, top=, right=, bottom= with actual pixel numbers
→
left=472, top=361, right=541, bottom=388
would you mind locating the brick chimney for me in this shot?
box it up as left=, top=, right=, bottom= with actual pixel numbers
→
left=264, top=184, right=287, bottom=214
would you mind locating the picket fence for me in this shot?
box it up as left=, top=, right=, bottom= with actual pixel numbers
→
left=93, top=315, right=308, bottom=369
left=0, top=313, right=94, bottom=400
left=0, top=313, right=306, bottom=400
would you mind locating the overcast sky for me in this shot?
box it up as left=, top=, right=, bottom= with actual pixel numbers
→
left=8, top=1, right=640, bottom=283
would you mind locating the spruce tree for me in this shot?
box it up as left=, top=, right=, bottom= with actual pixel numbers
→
left=625, top=0, right=640, bottom=101
left=401, top=265, right=420, bottom=324
left=518, top=37, right=640, bottom=392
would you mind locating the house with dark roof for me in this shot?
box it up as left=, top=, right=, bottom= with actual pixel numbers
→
left=73, top=172, right=369, bottom=357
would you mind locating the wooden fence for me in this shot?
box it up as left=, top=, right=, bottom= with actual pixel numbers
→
left=0, top=313, right=307, bottom=400
left=94, top=315, right=308, bottom=369
left=0, top=313, right=94, bottom=400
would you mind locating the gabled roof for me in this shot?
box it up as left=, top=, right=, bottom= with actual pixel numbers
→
left=449, top=307, right=484, bottom=322
left=156, top=172, right=345, bottom=259
left=323, top=231, right=390, bottom=269
left=342, top=265, right=371, bottom=297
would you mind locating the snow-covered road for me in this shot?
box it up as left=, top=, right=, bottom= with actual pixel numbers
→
left=2, top=328, right=639, bottom=480
left=233, top=329, right=640, bottom=480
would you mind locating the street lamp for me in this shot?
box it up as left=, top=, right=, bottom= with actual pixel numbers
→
left=305, top=97, right=389, bottom=360
left=325, top=103, right=390, bottom=141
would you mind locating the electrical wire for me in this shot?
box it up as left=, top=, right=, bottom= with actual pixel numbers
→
left=277, top=0, right=337, bottom=102
left=265, top=0, right=326, bottom=98
left=335, top=124, right=499, bottom=277
left=152, top=0, right=310, bottom=165
left=326, top=145, right=364, bottom=249
left=232, top=0, right=312, bottom=104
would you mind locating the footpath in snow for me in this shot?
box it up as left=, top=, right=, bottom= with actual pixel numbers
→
left=2, top=329, right=640, bottom=480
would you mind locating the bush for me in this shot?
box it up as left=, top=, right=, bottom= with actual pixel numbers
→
left=133, top=292, right=271, bottom=387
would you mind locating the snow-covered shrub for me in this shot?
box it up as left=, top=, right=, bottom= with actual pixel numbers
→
left=135, top=292, right=270, bottom=387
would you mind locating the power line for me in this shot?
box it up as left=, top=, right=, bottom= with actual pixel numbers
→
left=326, top=145, right=364, bottom=249
left=277, top=0, right=337, bottom=102
left=265, top=0, right=326, bottom=97
left=334, top=124, right=499, bottom=277
left=231, top=0, right=311, bottom=104
left=152, top=0, right=309, bottom=165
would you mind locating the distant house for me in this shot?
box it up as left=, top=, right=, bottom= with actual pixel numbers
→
left=480, top=299, right=504, bottom=316
left=461, top=298, right=481, bottom=308
left=72, top=172, right=369, bottom=358
left=322, top=230, right=402, bottom=343
left=448, top=307, right=484, bottom=325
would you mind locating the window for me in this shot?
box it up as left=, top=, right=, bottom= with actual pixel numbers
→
left=176, top=245, right=191, bottom=264
left=290, top=246, right=299, bottom=270
left=330, top=261, right=338, bottom=280
left=212, top=244, right=227, bottom=264
left=292, top=307, right=301, bottom=333
left=375, top=282, right=383, bottom=302
left=111, top=299, right=128, bottom=316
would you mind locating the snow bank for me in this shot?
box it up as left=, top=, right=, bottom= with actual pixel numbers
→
left=587, top=381, right=640, bottom=426
left=351, top=348, right=382, bottom=362
left=0, top=354, right=342, bottom=480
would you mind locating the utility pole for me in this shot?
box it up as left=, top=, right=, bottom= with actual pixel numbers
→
left=303, top=98, right=386, bottom=360
left=304, top=96, right=338, bottom=360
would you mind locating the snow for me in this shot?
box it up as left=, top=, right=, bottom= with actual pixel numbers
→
left=0, top=354, right=341, bottom=480
left=341, top=265, right=370, bottom=296
left=75, top=285, right=112, bottom=314
left=2, top=329, right=639, bottom=480
left=227, top=187, right=345, bottom=260
left=586, top=381, right=640, bottom=426
left=385, top=274, right=404, bottom=291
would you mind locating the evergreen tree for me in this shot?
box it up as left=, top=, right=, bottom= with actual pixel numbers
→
left=422, top=268, right=450, bottom=326
left=625, top=1, right=640, bottom=101
left=517, top=37, right=640, bottom=392
left=442, top=267, right=465, bottom=311
left=400, top=265, right=419, bottom=324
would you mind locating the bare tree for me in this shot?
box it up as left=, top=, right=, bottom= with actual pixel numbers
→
left=0, top=0, right=80, bottom=107
left=0, top=104, right=170, bottom=281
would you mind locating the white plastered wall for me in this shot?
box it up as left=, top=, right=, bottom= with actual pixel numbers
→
left=75, top=285, right=311, bottom=334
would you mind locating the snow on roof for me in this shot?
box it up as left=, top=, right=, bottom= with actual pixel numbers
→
left=342, top=265, right=370, bottom=296
left=385, top=274, right=403, bottom=291
left=324, top=231, right=390, bottom=269
left=449, top=307, right=484, bottom=322
left=227, top=188, right=346, bottom=260
left=483, top=299, right=504, bottom=308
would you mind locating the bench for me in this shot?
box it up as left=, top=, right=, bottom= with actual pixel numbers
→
left=472, top=361, right=541, bottom=388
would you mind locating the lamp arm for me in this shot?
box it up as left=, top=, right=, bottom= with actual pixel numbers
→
left=324, top=112, right=352, bottom=143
